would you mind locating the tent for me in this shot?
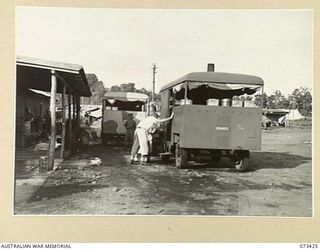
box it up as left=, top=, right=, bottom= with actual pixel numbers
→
left=285, top=109, right=305, bottom=120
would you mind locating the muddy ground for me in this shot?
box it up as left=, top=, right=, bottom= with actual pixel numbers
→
left=14, top=125, right=312, bottom=216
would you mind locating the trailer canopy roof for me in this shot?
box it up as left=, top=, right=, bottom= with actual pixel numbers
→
left=17, top=55, right=91, bottom=97
left=160, top=72, right=264, bottom=93
left=104, top=92, right=149, bottom=102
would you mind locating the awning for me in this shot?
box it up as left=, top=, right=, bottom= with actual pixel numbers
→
left=81, top=104, right=102, bottom=118
left=104, top=92, right=149, bottom=102
left=187, top=82, right=261, bottom=96
left=263, top=109, right=290, bottom=114
left=89, top=110, right=102, bottom=118
left=17, top=56, right=91, bottom=97
left=160, top=72, right=264, bottom=92
left=29, top=88, right=51, bottom=98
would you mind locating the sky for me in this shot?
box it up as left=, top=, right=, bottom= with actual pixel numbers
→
left=16, top=7, right=313, bottom=95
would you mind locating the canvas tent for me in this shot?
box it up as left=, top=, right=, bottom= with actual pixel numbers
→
left=285, top=109, right=305, bottom=120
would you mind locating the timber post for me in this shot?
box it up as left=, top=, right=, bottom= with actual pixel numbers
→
left=68, top=88, right=72, bottom=149
left=60, top=84, right=66, bottom=159
left=48, top=69, right=57, bottom=170
left=72, top=95, right=76, bottom=147
left=76, top=95, right=81, bottom=142
left=72, top=96, right=76, bottom=121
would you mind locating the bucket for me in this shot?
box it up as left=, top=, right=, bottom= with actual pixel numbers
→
left=221, top=98, right=231, bottom=106
left=39, top=156, right=48, bottom=172
left=80, top=132, right=90, bottom=145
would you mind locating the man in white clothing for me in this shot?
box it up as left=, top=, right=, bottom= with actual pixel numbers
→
left=130, top=111, right=174, bottom=164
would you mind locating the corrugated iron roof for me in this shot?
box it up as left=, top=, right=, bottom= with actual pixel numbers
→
left=17, top=56, right=91, bottom=97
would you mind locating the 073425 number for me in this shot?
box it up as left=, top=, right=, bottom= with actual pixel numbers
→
left=300, top=244, right=318, bottom=249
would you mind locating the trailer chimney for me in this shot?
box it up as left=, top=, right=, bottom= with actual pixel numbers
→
left=207, top=63, right=215, bottom=72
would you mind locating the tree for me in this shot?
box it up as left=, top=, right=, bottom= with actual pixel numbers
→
left=120, top=83, right=136, bottom=92
left=264, top=90, right=290, bottom=109
left=82, top=74, right=107, bottom=105
left=290, top=87, right=312, bottom=116
left=254, top=93, right=268, bottom=108
left=110, top=85, right=121, bottom=92
left=108, top=83, right=160, bottom=100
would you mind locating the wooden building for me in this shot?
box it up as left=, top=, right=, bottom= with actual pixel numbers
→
left=16, top=88, right=51, bottom=146
left=16, top=56, right=92, bottom=170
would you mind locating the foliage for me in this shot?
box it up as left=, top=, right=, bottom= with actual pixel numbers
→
left=110, top=82, right=160, bottom=100
left=289, top=87, right=312, bottom=116
left=254, top=93, right=268, bottom=107
left=108, top=83, right=312, bottom=115
left=259, top=88, right=312, bottom=116
left=82, top=74, right=108, bottom=105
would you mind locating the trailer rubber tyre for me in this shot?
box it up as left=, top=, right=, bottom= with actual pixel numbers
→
left=210, top=150, right=222, bottom=162
left=234, top=159, right=249, bottom=172
left=160, top=155, right=170, bottom=162
left=175, top=143, right=188, bottom=168
left=101, top=135, right=109, bottom=145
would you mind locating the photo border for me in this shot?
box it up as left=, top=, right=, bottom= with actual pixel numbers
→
left=0, top=0, right=319, bottom=243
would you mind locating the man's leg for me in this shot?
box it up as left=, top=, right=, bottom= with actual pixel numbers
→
left=136, top=129, right=148, bottom=164
left=129, top=130, right=134, bottom=144
left=130, top=131, right=140, bottom=163
left=124, top=132, right=129, bottom=146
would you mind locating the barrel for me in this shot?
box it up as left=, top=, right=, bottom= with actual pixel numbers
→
left=221, top=98, right=231, bottom=106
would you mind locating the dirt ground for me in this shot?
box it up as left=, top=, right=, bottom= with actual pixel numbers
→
left=14, top=125, right=312, bottom=217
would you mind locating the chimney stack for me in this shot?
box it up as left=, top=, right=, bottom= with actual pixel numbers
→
left=207, top=63, right=215, bottom=72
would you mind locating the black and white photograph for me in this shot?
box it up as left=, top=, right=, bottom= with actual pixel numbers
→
left=14, top=7, right=313, bottom=217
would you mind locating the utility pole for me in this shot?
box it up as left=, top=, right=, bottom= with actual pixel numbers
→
left=152, top=63, right=157, bottom=101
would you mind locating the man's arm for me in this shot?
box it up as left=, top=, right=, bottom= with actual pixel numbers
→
left=156, top=112, right=174, bottom=123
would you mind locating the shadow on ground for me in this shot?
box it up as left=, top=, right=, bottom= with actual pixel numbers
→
left=26, top=146, right=129, bottom=203
left=153, top=151, right=311, bottom=172
left=28, top=183, right=109, bottom=202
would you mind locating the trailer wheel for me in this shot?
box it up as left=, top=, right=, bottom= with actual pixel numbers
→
left=234, top=159, right=249, bottom=172
left=210, top=150, right=222, bottom=162
left=160, top=154, right=170, bottom=162
left=175, top=143, right=188, bottom=168
left=101, top=135, right=109, bottom=145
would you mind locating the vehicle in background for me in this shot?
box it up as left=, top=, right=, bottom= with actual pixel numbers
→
left=158, top=71, right=264, bottom=171
left=101, top=92, right=149, bottom=144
